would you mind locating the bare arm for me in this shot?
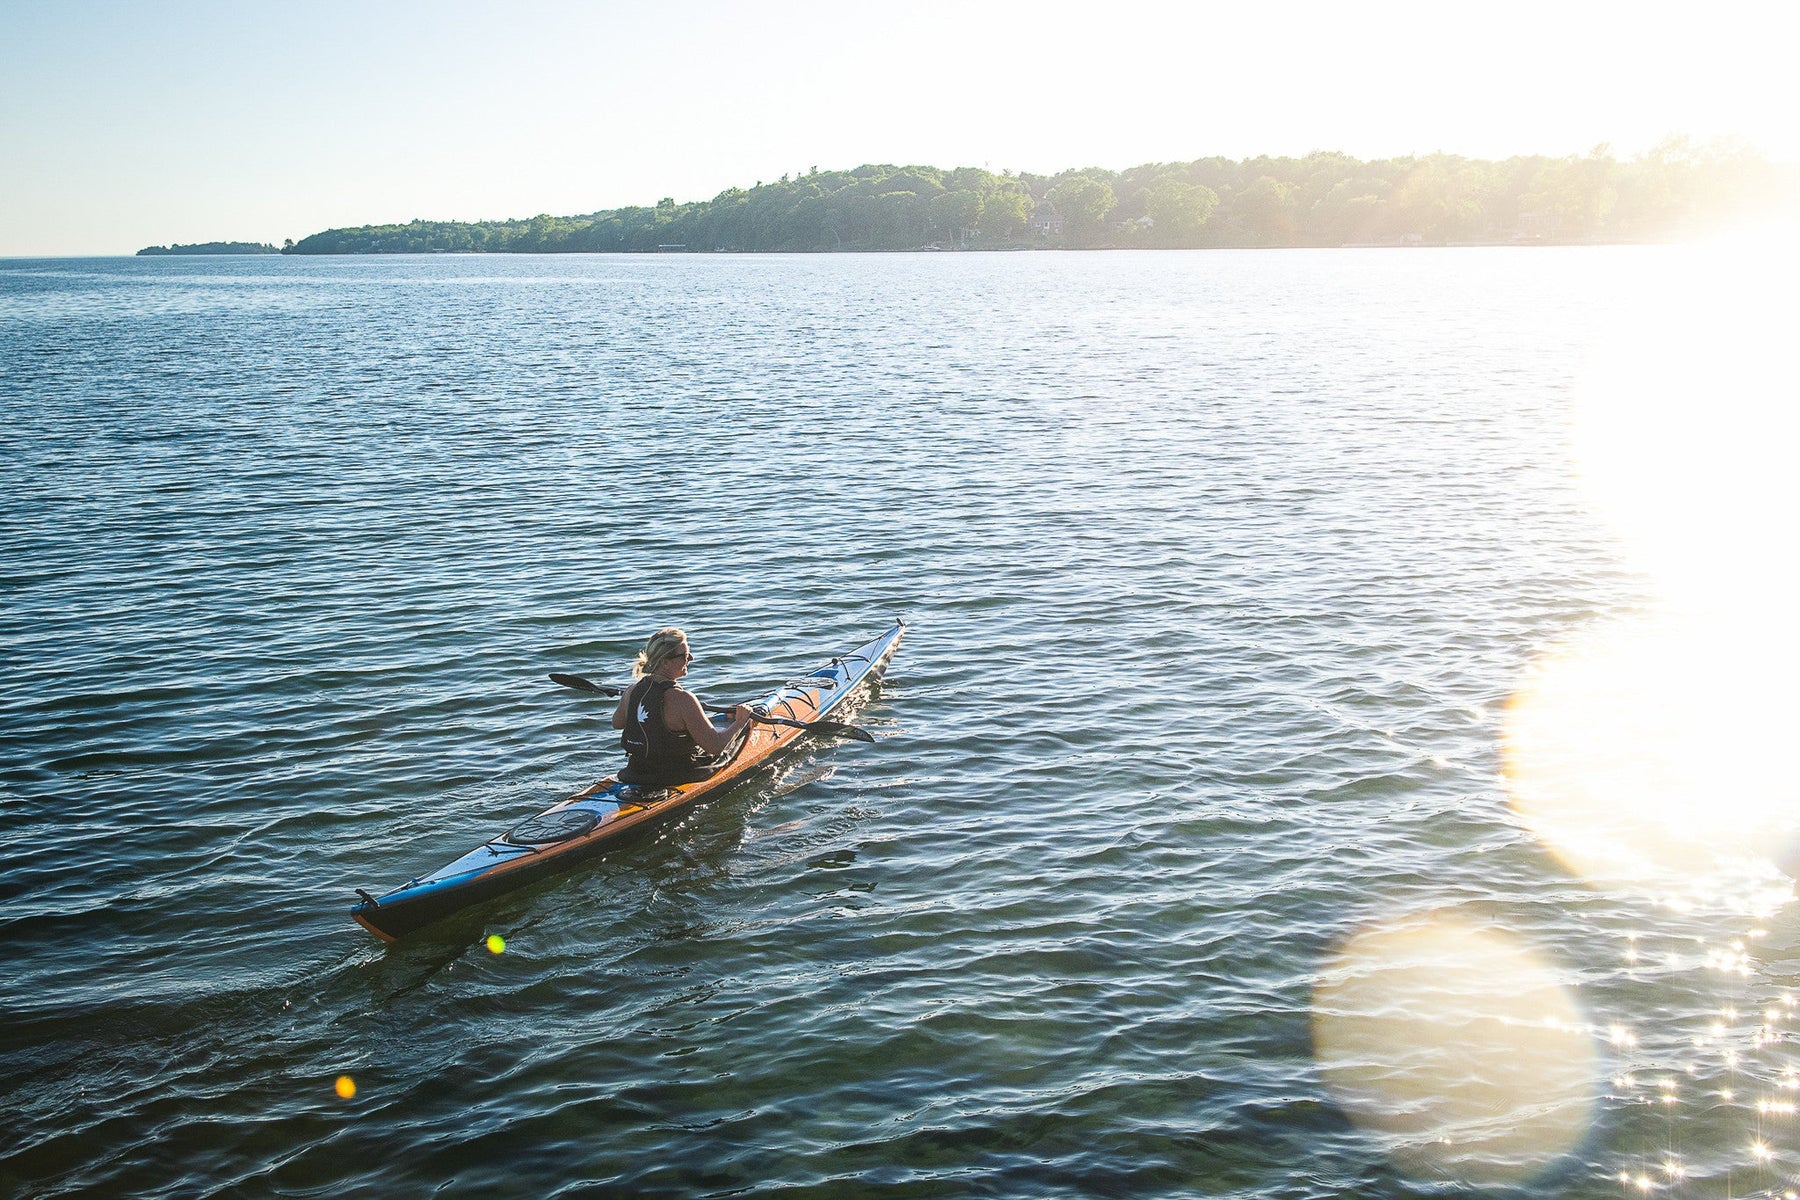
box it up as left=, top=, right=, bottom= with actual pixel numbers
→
left=662, top=688, right=752, bottom=757
left=611, top=688, right=631, bottom=730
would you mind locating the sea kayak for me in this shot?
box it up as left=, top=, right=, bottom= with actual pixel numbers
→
left=351, top=621, right=905, bottom=942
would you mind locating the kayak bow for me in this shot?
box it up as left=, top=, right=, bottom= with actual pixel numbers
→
left=351, top=621, right=905, bottom=942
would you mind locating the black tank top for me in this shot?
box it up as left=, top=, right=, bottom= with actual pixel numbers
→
left=621, top=678, right=705, bottom=782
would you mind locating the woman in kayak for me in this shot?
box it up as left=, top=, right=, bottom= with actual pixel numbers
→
left=612, top=628, right=754, bottom=785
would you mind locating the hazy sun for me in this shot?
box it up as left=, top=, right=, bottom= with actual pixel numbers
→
left=1505, top=224, right=1800, bottom=899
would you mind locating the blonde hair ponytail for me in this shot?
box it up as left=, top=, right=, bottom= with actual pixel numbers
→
left=634, top=627, right=688, bottom=677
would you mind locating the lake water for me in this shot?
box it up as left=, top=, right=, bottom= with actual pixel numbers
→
left=4, top=246, right=1799, bottom=1197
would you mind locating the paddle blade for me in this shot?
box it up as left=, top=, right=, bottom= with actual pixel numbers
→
left=549, top=672, right=620, bottom=696
left=813, top=721, right=875, bottom=743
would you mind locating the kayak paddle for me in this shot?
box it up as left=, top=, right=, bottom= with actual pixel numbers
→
left=548, top=672, right=621, bottom=696
left=701, top=702, right=875, bottom=743
left=548, top=673, right=874, bottom=742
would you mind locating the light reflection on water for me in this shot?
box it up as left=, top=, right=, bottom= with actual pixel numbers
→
left=1312, top=908, right=1597, bottom=1185
left=1506, top=608, right=1800, bottom=899
left=1506, top=229, right=1800, bottom=908
left=0, top=245, right=1797, bottom=1196
left=1491, top=227, right=1800, bottom=1196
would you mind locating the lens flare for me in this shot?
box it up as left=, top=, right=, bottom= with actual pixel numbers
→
left=1312, top=910, right=1597, bottom=1185
left=486, top=934, right=506, bottom=954
left=334, top=1075, right=356, bottom=1100
left=1570, top=259, right=1796, bottom=613
left=1504, top=610, right=1800, bottom=892
left=1508, top=228, right=1800, bottom=896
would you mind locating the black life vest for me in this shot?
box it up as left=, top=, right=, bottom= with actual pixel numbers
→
left=620, top=678, right=712, bottom=785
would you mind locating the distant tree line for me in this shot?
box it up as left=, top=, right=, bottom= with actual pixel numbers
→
left=137, top=241, right=281, bottom=255
left=283, top=141, right=1793, bottom=255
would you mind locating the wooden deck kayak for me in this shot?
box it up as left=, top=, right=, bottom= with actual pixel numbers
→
left=351, top=621, right=905, bottom=941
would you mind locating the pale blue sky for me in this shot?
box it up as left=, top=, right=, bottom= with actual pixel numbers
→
left=3, top=0, right=1795, bottom=255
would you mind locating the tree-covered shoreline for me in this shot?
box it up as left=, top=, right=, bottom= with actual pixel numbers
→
left=283, top=142, right=1792, bottom=255
left=137, top=241, right=281, bottom=255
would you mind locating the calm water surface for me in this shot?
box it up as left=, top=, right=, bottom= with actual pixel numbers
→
left=3, top=248, right=1798, bottom=1197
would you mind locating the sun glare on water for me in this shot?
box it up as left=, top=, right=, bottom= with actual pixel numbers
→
left=1316, top=226, right=1800, bottom=1188
left=1506, top=610, right=1800, bottom=897
left=1505, top=225, right=1800, bottom=902
left=1569, top=227, right=1799, bottom=613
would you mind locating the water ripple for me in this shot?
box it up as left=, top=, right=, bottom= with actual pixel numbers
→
left=2, top=248, right=1769, bottom=1198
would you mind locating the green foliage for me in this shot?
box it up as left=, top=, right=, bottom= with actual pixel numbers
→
left=1045, top=175, right=1118, bottom=247
left=137, top=241, right=280, bottom=255
left=1232, top=176, right=1297, bottom=246
left=978, top=189, right=1029, bottom=241
left=1144, top=180, right=1219, bottom=245
left=928, top=190, right=983, bottom=245
left=280, top=144, right=1796, bottom=255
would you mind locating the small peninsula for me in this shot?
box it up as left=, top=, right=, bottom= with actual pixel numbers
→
left=273, top=142, right=1791, bottom=255
left=138, top=241, right=281, bottom=255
